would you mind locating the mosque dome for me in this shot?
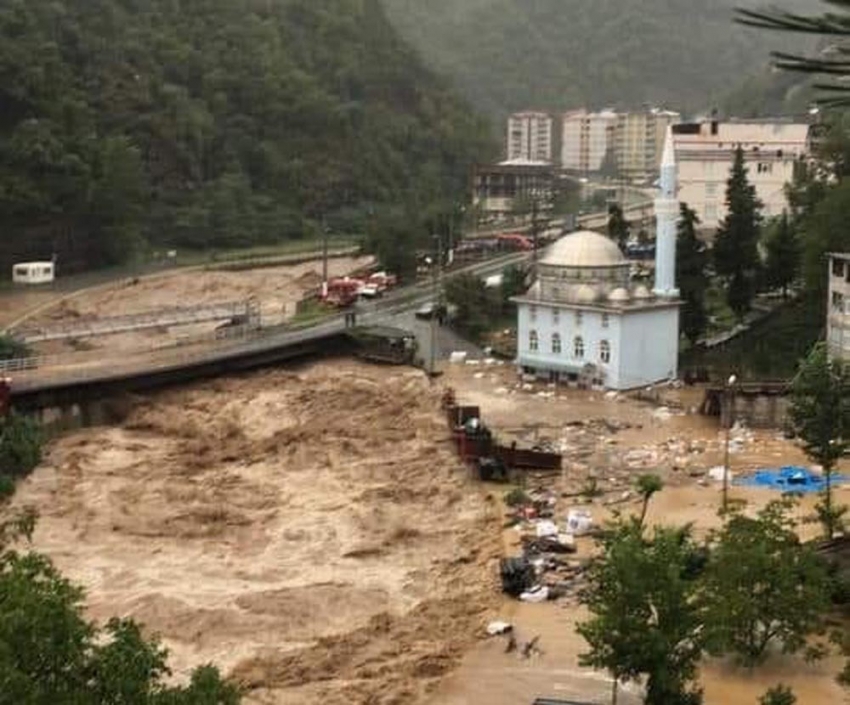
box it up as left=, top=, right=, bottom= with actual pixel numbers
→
left=541, top=230, right=626, bottom=268
left=608, top=287, right=631, bottom=303
left=633, top=284, right=653, bottom=300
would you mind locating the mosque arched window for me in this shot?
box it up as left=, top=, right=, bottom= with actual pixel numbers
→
left=529, top=330, right=539, bottom=352
left=574, top=336, right=584, bottom=359
left=600, top=339, right=611, bottom=364
left=552, top=333, right=562, bottom=354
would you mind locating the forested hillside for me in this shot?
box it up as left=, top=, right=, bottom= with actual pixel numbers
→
left=381, top=0, right=822, bottom=118
left=0, top=0, right=494, bottom=273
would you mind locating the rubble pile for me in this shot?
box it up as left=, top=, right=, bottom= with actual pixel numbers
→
left=500, top=487, right=592, bottom=604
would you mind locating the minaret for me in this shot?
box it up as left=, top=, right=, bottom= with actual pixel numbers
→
left=653, top=128, right=679, bottom=298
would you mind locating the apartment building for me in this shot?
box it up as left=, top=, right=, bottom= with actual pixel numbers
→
left=472, top=161, right=555, bottom=220
left=507, top=111, right=555, bottom=163
left=614, top=109, right=680, bottom=182
left=828, top=253, right=850, bottom=359
left=672, top=119, right=810, bottom=230
left=561, top=109, right=617, bottom=174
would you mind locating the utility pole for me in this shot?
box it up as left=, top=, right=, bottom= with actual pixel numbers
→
left=321, top=215, right=329, bottom=299
left=428, top=232, right=442, bottom=378
left=531, top=197, right=540, bottom=277
left=722, top=374, right=737, bottom=514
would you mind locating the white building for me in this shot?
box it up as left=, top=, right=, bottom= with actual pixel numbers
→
left=12, top=261, right=55, bottom=285
left=673, top=119, right=810, bottom=230
left=827, top=252, right=850, bottom=359
left=507, top=111, right=555, bottom=163
left=513, top=131, right=681, bottom=389
left=561, top=109, right=617, bottom=174
left=614, top=109, right=681, bottom=182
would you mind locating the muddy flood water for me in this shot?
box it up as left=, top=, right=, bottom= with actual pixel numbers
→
left=5, top=357, right=850, bottom=705
left=431, top=362, right=850, bottom=705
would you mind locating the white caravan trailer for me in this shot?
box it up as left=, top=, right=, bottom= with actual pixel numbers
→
left=12, top=261, right=55, bottom=284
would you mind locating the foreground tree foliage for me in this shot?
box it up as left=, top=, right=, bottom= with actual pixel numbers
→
left=737, top=0, right=850, bottom=107
left=759, top=684, right=797, bottom=705
left=790, top=342, right=850, bottom=538
left=606, top=204, right=630, bottom=252
left=444, top=272, right=500, bottom=341
left=713, top=147, right=763, bottom=319
left=0, top=510, right=241, bottom=704
left=578, top=521, right=704, bottom=705
left=675, top=203, right=709, bottom=344
left=0, top=0, right=493, bottom=273
left=702, top=499, right=831, bottom=666
left=0, top=336, right=31, bottom=362
left=763, top=212, right=800, bottom=298
left=0, top=413, right=43, bottom=482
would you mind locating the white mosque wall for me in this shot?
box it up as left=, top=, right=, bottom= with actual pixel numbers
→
left=617, top=307, right=679, bottom=389
left=516, top=301, right=623, bottom=388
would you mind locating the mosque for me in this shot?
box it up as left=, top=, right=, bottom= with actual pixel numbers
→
left=513, top=130, right=681, bottom=390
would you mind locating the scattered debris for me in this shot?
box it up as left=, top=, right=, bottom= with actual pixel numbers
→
left=486, top=621, right=513, bottom=636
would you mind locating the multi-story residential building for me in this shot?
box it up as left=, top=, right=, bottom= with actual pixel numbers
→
left=672, top=119, right=811, bottom=230
left=472, top=161, right=555, bottom=220
left=828, top=252, right=850, bottom=359
left=507, top=111, right=555, bottom=163
left=613, top=109, right=680, bottom=182
left=561, top=109, right=618, bottom=174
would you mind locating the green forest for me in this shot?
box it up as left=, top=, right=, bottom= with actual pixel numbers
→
left=381, top=0, right=823, bottom=119
left=0, top=0, right=495, bottom=274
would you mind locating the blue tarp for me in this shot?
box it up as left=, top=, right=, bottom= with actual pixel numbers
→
left=733, top=466, right=850, bottom=493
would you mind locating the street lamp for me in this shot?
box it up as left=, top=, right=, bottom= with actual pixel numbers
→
left=722, top=374, right=737, bottom=514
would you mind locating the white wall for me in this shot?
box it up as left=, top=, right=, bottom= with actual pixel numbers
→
left=561, top=111, right=616, bottom=173
left=508, top=112, right=553, bottom=163
left=617, top=307, right=679, bottom=389
left=678, top=157, right=797, bottom=230
left=674, top=121, right=809, bottom=230
left=827, top=256, right=850, bottom=359
left=517, top=301, right=623, bottom=388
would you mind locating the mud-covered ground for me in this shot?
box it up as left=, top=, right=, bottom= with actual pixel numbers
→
left=22, top=255, right=372, bottom=355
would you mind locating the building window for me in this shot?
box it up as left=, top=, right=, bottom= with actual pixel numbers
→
left=600, top=339, right=611, bottom=364
left=574, top=336, right=584, bottom=359
left=530, top=305, right=537, bottom=322
left=833, top=291, right=845, bottom=312
left=705, top=182, right=718, bottom=198
left=575, top=311, right=583, bottom=327
left=602, top=313, right=610, bottom=328
left=529, top=330, right=539, bottom=352
left=552, top=307, right=560, bottom=324
left=833, top=260, right=846, bottom=278
left=705, top=204, right=718, bottom=221
left=757, top=162, right=773, bottom=174
left=552, top=333, right=562, bottom=354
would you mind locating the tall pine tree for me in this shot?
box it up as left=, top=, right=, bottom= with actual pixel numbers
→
left=676, top=203, right=708, bottom=344
left=713, top=147, right=763, bottom=319
left=764, top=212, right=800, bottom=298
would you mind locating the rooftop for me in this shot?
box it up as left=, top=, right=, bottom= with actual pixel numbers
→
left=540, top=230, right=626, bottom=268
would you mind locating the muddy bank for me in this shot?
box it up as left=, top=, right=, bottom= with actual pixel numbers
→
left=26, top=256, right=373, bottom=355
left=11, top=361, right=501, bottom=704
